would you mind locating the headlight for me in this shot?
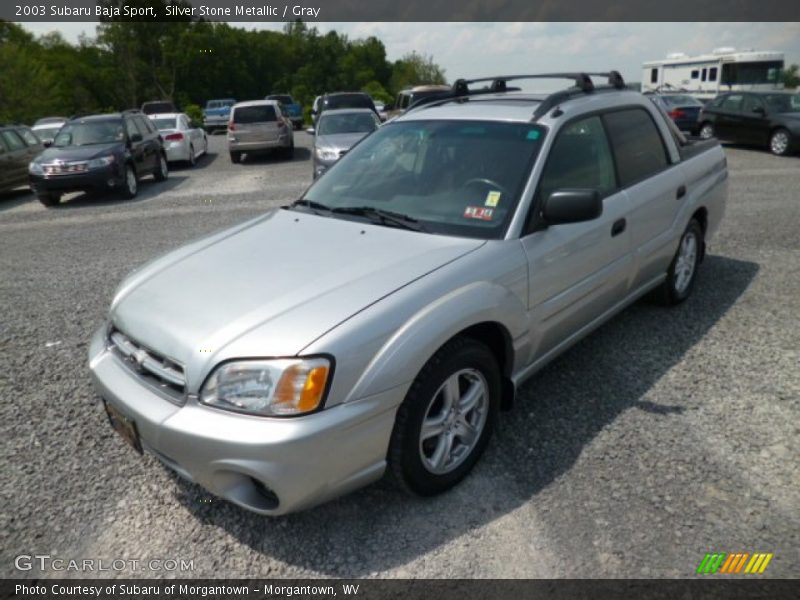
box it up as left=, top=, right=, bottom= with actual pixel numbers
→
left=29, top=162, right=44, bottom=175
left=200, top=358, right=331, bottom=417
left=315, top=147, right=338, bottom=161
left=87, top=155, right=115, bottom=169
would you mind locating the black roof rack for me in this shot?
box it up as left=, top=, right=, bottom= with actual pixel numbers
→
left=406, top=71, right=627, bottom=120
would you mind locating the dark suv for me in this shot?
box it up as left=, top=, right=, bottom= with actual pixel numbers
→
left=29, top=111, right=168, bottom=207
left=1, top=124, right=44, bottom=195
left=698, top=91, right=800, bottom=156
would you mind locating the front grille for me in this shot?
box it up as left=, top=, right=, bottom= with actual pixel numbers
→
left=109, top=328, right=186, bottom=403
left=43, top=162, right=88, bottom=175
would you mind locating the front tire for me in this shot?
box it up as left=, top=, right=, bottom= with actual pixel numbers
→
left=37, top=193, right=60, bottom=207
left=769, top=128, right=791, bottom=156
left=655, top=219, right=703, bottom=305
left=153, top=153, right=168, bottom=181
left=121, top=165, right=138, bottom=199
left=699, top=122, right=714, bottom=140
left=388, top=337, right=500, bottom=496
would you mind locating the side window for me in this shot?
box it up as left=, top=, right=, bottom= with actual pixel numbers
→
left=0, top=135, right=6, bottom=154
left=0, top=130, right=26, bottom=151
left=536, top=116, right=617, bottom=204
left=180, top=115, right=190, bottom=130
left=701, top=68, right=707, bottom=82
left=124, top=117, right=139, bottom=139
left=135, top=116, right=154, bottom=135
left=650, top=68, right=658, bottom=84
left=722, top=94, right=744, bottom=111
left=742, top=95, right=765, bottom=113
left=691, top=70, right=699, bottom=79
left=709, top=67, right=718, bottom=82
left=17, top=128, right=40, bottom=146
left=603, top=108, right=669, bottom=187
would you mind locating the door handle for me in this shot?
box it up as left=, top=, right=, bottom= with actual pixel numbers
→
left=676, top=185, right=686, bottom=199
left=611, top=218, right=626, bottom=237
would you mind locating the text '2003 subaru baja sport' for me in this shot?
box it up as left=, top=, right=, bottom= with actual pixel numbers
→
left=90, top=72, right=727, bottom=515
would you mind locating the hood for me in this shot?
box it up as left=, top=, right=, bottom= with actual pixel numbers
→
left=36, top=143, right=121, bottom=163
left=110, top=209, right=484, bottom=388
left=316, top=132, right=369, bottom=152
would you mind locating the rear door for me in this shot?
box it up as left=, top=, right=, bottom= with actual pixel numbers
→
left=522, top=115, right=633, bottom=359
left=740, top=94, right=770, bottom=145
left=232, top=104, right=280, bottom=144
left=135, top=115, right=161, bottom=171
left=715, top=94, right=745, bottom=141
left=0, top=134, right=10, bottom=191
left=124, top=116, right=149, bottom=174
left=603, top=107, right=687, bottom=291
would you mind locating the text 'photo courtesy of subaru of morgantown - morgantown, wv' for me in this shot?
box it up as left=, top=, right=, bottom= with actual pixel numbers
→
left=88, top=71, right=730, bottom=515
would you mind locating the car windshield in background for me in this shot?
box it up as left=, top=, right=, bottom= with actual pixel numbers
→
left=53, top=121, right=124, bottom=147
left=661, top=95, right=703, bottom=107
left=764, top=94, right=800, bottom=113
left=34, top=126, right=62, bottom=139
left=318, top=113, right=378, bottom=136
left=268, top=95, right=293, bottom=104
left=153, top=118, right=178, bottom=130
left=301, top=120, right=546, bottom=239
left=324, top=95, right=373, bottom=110
left=408, top=90, right=449, bottom=105
left=233, top=106, right=277, bottom=123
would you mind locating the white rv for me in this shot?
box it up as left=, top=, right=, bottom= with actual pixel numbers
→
left=642, top=49, right=784, bottom=99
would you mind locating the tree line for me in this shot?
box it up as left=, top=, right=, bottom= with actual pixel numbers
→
left=0, top=12, right=447, bottom=125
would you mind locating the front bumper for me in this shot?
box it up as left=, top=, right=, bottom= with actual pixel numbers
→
left=88, top=325, right=402, bottom=515
left=30, top=165, right=124, bottom=194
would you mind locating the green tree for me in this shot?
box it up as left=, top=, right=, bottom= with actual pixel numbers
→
left=781, top=64, right=799, bottom=89
left=390, top=51, right=447, bottom=94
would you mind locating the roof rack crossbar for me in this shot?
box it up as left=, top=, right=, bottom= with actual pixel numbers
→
left=406, top=71, right=626, bottom=113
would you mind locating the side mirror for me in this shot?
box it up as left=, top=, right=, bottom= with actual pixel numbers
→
left=43, top=140, right=52, bottom=148
left=305, top=127, right=315, bottom=135
left=129, top=133, right=143, bottom=143
left=753, top=106, right=766, bottom=115
left=542, top=189, right=602, bottom=225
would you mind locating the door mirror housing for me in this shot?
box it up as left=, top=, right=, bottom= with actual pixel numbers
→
left=129, top=132, right=143, bottom=143
left=752, top=106, right=766, bottom=115
left=542, top=189, right=602, bottom=225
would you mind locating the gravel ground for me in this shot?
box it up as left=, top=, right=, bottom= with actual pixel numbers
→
left=1, top=134, right=798, bottom=579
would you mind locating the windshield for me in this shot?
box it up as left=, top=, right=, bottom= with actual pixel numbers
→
left=268, top=95, right=293, bottom=104
left=34, top=125, right=62, bottom=140
left=53, top=120, right=124, bottom=147
left=152, top=118, right=178, bottom=130
left=324, top=95, right=374, bottom=111
left=318, top=113, right=378, bottom=136
left=764, top=94, right=800, bottom=113
left=721, top=61, right=783, bottom=85
left=233, top=105, right=276, bottom=123
left=301, top=120, right=545, bottom=239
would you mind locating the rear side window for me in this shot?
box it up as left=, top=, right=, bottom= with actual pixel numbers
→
left=0, top=130, right=26, bottom=151
left=537, top=116, right=617, bottom=202
left=709, top=67, right=718, bottom=82
left=603, top=108, right=669, bottom=187
left=233, top=105, right=277, bottom=123
left=17, top=128, right=40, bottom=146
left=722, top=95, right=744, bottom=111
left=125, top=117, right=139, bottom=139
left=650, top=68, right=658, bottom=84
left=742, top=95, right=765, bottom=113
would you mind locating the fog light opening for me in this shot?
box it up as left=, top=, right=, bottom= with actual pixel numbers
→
left=250, top=477, right=280, bottom=510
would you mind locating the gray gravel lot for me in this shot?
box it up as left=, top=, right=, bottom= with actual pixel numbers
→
left=1, top=134, right=798, bottom=579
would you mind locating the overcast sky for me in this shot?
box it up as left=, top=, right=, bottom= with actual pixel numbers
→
left=22, top=21, right=800, bottom=89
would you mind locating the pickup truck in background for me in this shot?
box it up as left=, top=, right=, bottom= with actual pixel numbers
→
left=266, top=94, right=303, bottom=129
left=203, top=98, right=236, bottom=133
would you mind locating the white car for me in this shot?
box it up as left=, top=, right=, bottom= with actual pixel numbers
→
left=149, top=113, right=208, bottom=166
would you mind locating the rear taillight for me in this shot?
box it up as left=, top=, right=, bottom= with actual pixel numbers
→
left=228, top=122, right=236, bottom=131
left=164, top=132, right=184, bottom=141
left=669, top=109, right=686, bottom=119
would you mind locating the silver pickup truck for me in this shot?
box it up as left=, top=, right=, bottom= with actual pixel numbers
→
left=89, top=72, right=727, bottom=515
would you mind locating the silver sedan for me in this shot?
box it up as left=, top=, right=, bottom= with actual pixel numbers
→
left=149, top=113, right=208, bottom=166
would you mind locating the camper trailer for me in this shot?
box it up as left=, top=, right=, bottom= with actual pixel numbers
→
left=642, top=49, right=784, bottom=100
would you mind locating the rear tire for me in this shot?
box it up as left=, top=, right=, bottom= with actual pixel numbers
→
left=655, top=219, right=703, bottom=306
left=282, top=139, right=295, bottom=160
left=230, top=151, right=241, bottom=164
left=388, top=337, right=500, bottom=496
left=121, top=165, right=138, bottom=199
left=769, top=128, right=791, bottom=156
left=37, top=193, right=60, bottom=207
left=188, top=144, right=196, bottom=167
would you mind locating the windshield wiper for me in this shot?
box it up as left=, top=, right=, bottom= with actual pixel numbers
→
left=331, top=206, right=427, bottom=232
left=285, top=199, right=333, bottom=215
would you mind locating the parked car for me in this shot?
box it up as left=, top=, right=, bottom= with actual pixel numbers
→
left=265, top=94, right=304, bottom=130
left=311, top=92, right=378, bottom=125
left=32, top=117, right=68, bottom=146
left=203, top=98, right=236, bottom=133
left=645, top=93, right=705, bottom=135
left=309, top=108, right=381, bottom=179
left=141, top=100, right=177, bottom=115
left=388, top=85, right=451, bottom=120
left=227, top=100, right=295, bottom=163
left=149, top=112, right=208, bottom=166
left=90, top=72, right=727, bottom=515
left=698, top=91, right=800, bottom=155
left=1, top=124, right=44, bottom=194
left=29, top=110, right=168, bottom=206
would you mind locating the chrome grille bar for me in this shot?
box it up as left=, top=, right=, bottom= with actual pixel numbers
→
left=109, top=329, right=186, bottom=397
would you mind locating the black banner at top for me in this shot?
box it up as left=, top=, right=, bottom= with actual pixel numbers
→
left=4, top=0, right=800, bottom=22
